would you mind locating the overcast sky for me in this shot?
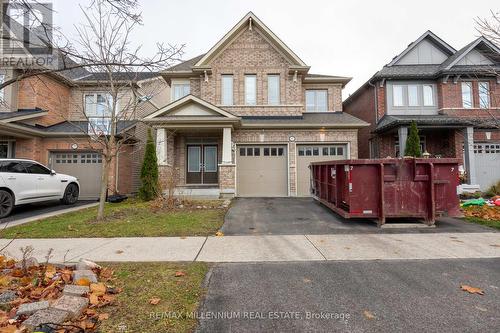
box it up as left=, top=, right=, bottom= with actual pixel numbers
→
left=52, top=0, right=498, bottom=98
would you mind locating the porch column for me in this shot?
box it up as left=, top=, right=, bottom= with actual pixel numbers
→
left=156, top=128, right=167, bottom=165
left=463, top=126, right=477, bottom=185
left=222, top=127, right=232, bottom=164
left=398, top=127, right=408, bottom=157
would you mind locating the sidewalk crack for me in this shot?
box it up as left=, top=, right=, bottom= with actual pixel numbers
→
left=193, top=237, right=208, bottom=262
left=305, top=235, right=327, bottom=260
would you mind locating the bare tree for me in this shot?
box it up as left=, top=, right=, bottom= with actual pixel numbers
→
left=1, top=0, right=183, bottom=220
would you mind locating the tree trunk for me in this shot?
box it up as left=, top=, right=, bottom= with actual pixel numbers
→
left=97, top=156, right=111, bottom=221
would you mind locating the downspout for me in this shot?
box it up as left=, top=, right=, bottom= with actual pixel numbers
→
left=115, top=149, right=120, bottom=194
left=368, top=78, right=379, bottom=157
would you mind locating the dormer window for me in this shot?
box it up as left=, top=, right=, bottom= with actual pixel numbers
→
left=306, top=90, right=328, bottom=112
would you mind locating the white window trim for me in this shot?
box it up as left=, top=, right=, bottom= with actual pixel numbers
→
left=170, top=79, right=191, bottom=102
left=84, top=92, right=115, bottom=136
left=221, top=75, right=234, bottom=105
left=267, top=74, right=280, bottom=105
left=478, top=81, right=490, bottom=108
left=245, top=74, right=257, bottom=105
left=391, top=84, right=435, bottom=107
left=461, top=82, right=474, bottom=109
left=305, top=89, right=328, bottom=112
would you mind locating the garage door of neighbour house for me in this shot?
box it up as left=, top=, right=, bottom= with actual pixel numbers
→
left=474, top=143, right=500, bottom=190
left=50, top=152, right=103, bottom=200
left=236, top=145, right=288, bottom=197
left=297, top=144, right=347, bottom=196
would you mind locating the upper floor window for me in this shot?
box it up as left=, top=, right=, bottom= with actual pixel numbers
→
left=221, top=75, right=233, bottom=105
left=245, top=75, right=257, bottom=105
left=84, top=93, right=113, bottom=135
left=267, top=74, right=280, bottom=105
left=461, top=82, right=473, bottom=108
left=479, top=82, right=490, bottom=108
left=172, top=83, right=190, bottom=101
left=0, top=74, right=5, bottom=100
left=391, top=84, right=435, bottom=107
left=306, top=90, right=328, bottom=112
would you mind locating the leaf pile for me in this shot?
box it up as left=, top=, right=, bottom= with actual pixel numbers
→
left=463, top=206, right=500, bottom=221
left=0, top=256, right=120, bottom=332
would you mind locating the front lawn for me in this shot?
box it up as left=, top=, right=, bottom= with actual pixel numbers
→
left=99, top=262, right=209, bottom=333
left=1, top=200, right=227, bottom=238
left=464, top=217, right=500, bottom=230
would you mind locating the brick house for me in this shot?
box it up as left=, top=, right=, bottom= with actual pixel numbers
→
left=0, top=66, right=169, bottom=199
left=343, top=31, right=500, bottom=190
left=146, top=12, right=367, bottom=198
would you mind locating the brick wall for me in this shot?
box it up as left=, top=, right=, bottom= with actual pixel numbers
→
left=189, top=26, right=342, bottom=116
left=343, top=83, right=376, bottom=158
left=17, top=74, right=70, bottom=126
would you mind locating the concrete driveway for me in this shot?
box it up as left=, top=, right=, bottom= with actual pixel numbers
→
left=221, top=198, right=493, bottom=235
left=197, top=259, right=500, bottom=332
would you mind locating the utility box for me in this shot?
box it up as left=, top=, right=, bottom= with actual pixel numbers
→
left=310, top=158, right=461, bottom=226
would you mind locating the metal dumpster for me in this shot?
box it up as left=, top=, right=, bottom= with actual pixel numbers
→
left=310, top=158, right=461, bottom=226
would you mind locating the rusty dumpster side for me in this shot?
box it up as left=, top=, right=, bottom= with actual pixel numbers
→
left=310, top=158, right=461, bottom=226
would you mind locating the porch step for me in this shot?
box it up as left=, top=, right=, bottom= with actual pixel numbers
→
left=173, top=187, right=221, bottom=199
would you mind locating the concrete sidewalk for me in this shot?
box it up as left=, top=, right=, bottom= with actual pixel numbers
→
left=1, top=232, right=499, bottom=263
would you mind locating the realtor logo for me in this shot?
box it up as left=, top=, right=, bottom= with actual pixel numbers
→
left=1, top=1, right=56, bottom=68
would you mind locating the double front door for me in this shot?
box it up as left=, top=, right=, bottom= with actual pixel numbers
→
left=187, top=145, right=218, bottom=184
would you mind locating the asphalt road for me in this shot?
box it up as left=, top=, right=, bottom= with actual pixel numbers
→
left=197, top=259, right=500, bottom=332
left=222, top=198, right=493, bottom=235
left=0, top=200, right=95, bottom=224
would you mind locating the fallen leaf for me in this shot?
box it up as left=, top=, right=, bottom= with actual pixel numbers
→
left=363, top=310, right=376, bottom=320
left=11, top=269, right=25, bottom=277
left=460, top=284, right=484, bottom=295
left=98, top=313, right=110, bottom=320
left=75, top=278, right=91, bottom=287
left=90, top=283, right=106, bottom=296
left=115, top=250, right=124, bottom=254
left=1, top=324, right=18, bottom=333
left=99, top=267, right=114, bottom=279
left=68, top=225, right=76, bottom=231
left=174, top=271, right=186, bottom=277
left=149, top=297, right=161, bottom=305
left=89, top=294, right=99, bottom=305
left=102, top=294, right=115, bottom=303
left=303, top=278, right=311, bottom=283
left=490, top=244, right=500, bottom=248
left=0, top=276, right=11, bottom=287
left=215, top=231, right=224, bottom=237
left=45, top=264, right=57, bottom=279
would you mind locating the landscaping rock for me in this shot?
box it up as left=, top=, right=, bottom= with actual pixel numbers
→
left=17, top=300, right=49, bottom=316
left=76, top=259, right=100, bottom=271
left=15, top=257, right=38, bottom=269
left=63, top=285, right=90, bottom=297
left=22, top=308, right=70, bottom=331
left=52, top=295, right=89, bottom=318
left=73, top=270, right=98, bottom=283
left=0, top=290, right=17, bottom=304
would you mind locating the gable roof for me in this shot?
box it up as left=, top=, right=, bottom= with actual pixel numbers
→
left=193, top=12, right=308, bottom=69
left=144, top=94, right=239, bottom=120
left=387, top=30, right=456, bottom=66
left=440, top=36, right=500, bottom=70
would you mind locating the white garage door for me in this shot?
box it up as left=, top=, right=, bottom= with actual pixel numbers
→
left=236, top=145, right=288, bottom=197
left=474, top=143, right=500, bottom=190
left=296, top=144, right=347, bottom=196
left=50, top=152, right=102, bottom=200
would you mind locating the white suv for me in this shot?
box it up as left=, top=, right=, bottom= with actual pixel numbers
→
left=0, top=159, right=80, bottom=218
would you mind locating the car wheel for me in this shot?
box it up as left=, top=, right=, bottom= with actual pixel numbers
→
left=62, top=183, right=79, bottom=205
left=0, top=190, right=14, bottom=218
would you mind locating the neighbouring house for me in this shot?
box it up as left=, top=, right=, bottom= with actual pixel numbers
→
left=144, top=12, right=368, bottom=198
left=343, top=31, right=500, bottom=190
left=0, top=67, right=169, bottom=199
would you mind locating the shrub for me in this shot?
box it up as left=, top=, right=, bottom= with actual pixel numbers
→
left=404, top=121, right=422, bottom=157
left=139, top=129, right=159, bottom=201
